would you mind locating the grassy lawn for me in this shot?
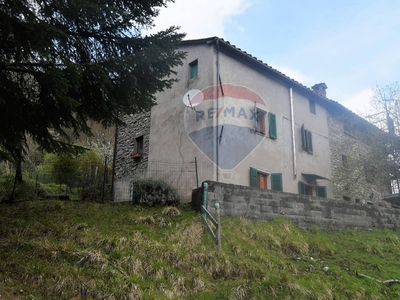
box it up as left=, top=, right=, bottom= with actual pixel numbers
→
left=0, top=200, right=399, bottom=299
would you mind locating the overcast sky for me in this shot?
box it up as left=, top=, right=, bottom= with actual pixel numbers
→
left=152, top=0, right=400, bottom=116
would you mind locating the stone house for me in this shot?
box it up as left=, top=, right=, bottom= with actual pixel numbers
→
left=113, top=37, right=391, bottom=203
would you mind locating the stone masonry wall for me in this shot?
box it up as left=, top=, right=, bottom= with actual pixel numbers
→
left=113, top=112, right=151, bottom=200
left=193, top=181, right=400, bottom=230
left=327, top=111, right=389, bottom=204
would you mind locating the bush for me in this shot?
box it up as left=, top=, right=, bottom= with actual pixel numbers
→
left=81, top=185, right=112, bottom=202
left=0, top=176, right=47, bottom=202
left=132, top=179, right=180, bottom=206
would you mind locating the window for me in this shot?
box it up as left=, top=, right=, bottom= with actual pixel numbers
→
left=258, top=172, right=268, bottom=189
left=299, top=181, right=326, bottom=196
left=309, top=99, right=316, bottom=114
left=364, top=163, right=376, bottom=183
left=254, top=109, right=277, bottom=139
left=298, top=181, right=313, bottom=195
left=250, top=167, right=282, bottom=191
left=135, top=135, right=143, bottom=154
left=343, top=119, right=357, bottom=137
left=301, top=125, right=313, bottom=154
left=342, top=155, right=348, bottom=167
left=189, top=59, right=198, bottom=79
left=269, top=112, right=277, bottom=139
left=316, top=186, right=327, bottom=198
left=255, top=109, right=266, bottom=134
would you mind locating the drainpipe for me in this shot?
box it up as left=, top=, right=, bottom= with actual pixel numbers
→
left=216, top=39, right=220, bottom=182
left=290, top=87, right=297, bottom=179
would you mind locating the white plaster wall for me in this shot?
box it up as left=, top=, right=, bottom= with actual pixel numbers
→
left=147, top=43, right=333, bottom=197
left=148, top=43, right=217, bottom=184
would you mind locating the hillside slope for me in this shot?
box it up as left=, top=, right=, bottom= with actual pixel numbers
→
left=0, top=200, right=400, bottom=299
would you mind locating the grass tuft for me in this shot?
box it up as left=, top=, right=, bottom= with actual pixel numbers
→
left=162, top=206, right=182, bottom=217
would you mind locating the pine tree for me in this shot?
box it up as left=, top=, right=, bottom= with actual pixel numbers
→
left=0, top=0, right=185, bottom=167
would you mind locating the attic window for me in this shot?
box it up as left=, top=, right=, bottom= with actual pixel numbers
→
left=189, top=59, right=198, bottom=79
left=309, top=99, right=316, bottom=114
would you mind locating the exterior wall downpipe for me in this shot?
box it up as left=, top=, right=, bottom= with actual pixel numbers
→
left=216, top=39, right=220, bottom=182
left=290, top=87, right=297, bottom=179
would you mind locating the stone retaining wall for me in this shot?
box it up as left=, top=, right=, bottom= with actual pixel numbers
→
left=192, top=181, right=400, bottom=230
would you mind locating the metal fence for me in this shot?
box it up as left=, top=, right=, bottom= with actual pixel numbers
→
left=113, top=159, right=198, bottom=202
left=24, top=158, right=111, bottom=201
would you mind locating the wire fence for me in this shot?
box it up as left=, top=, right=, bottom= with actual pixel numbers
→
left=113, top=159, right=198, bottom=202
left=23, top=157, right=111, bottom=201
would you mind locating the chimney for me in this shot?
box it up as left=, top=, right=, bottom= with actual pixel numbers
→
left=312, top=83, right=328, bottom=98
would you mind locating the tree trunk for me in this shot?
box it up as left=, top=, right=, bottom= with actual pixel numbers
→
left=16, top=159, right=22, bottom=183
left=8, top=158, right=22, bottom=202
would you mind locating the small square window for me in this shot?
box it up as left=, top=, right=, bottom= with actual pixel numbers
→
left=364, top=163, right=376, bottom=183
left=309, top=99, right=316, bottom=114
left=189, top=59, right=198, bottom=79
left=135, top=135, right=143, bottom=154
left=342, top=155, right=348, bottom=167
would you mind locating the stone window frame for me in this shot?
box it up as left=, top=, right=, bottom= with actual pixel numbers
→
left=135, top=135, right=144, bottom=155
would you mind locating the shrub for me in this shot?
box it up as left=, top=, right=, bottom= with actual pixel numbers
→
left=81, top=185, right=112, bottom=202
left=0, top=176, right=47, bottom=202
left=132, top=179, right=181, bottom=206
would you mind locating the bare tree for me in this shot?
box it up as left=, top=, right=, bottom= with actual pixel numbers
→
left=367, top=82, right=400, bottom=135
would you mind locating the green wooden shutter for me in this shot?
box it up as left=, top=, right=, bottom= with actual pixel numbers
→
left=271, top=173, right=282, bottom=191
left=316, top=186, right=327, bottom=198
left=269, top=112, right=277, bottom=139
left=307, top=130, right=313, bottom=154
left=301, top=124, right=306, bottom=150
left=298, top=181, right=305, bottom=195
left=250, top=167, right=258, bottom=187
left=190, top=60, right=198, bottom=79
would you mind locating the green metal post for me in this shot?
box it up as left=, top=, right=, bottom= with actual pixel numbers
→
left=203, top=182, right=208, bottom=217
left=195, top=157, right=199, bottom=188
left=216, top=202, right=221, bottom=252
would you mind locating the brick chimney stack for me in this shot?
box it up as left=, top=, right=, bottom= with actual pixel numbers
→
left=312, top=83, right=328, bottom=98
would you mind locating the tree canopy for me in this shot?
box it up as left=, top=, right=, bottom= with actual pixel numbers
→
left=0, top=0, right=185, bottom=163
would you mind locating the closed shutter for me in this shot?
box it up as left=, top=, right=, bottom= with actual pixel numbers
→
left=316, top=186, right=327, bottom=198
left=250, top=167, right=258, bottom=187
left=190, top=60, right=198, bottom=78
left=306, top=130, right=313, bottom=154
left=269, top=112, right=277, bottom=139
left=298, top=181, right=305, bottom=195
left=301, top=125, right=306, bottom=150
left=271, top=173, right=282, bottom=191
